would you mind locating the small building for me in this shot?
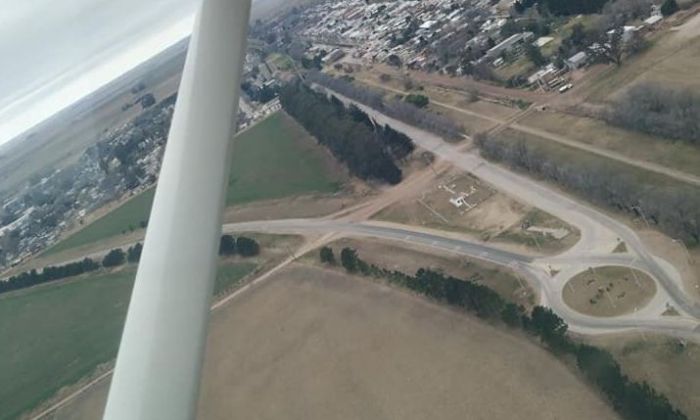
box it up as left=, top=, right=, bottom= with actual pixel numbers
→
left=449, top=196, right=467, bottom=208
left=485, top=32, right=534, bottom=60
left=644, top=15, right=663, bottom=26
left=533, top=36, right=554, bottom=48
left=566, top=51, right=588, bottom=70
left=322, top=48, right=345, bottom=64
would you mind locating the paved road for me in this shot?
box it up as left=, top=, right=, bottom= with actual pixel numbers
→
left=223, top=218, right=699, bottom=339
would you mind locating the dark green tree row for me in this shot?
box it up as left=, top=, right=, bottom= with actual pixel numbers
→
left=337, top=100, right=415, bottom=160
left=1, top=234, right=259, bottom=295
left=474, top=133, right=700, bottom=245
left=279, top=81, right=403, bottom=184
left=322, top=247, right=687, bottom=420
left=0, top=248, right=141, bottom=294
left=0, top=257, right=100, bottom=294
left=218, top=235, right=260, bottom=257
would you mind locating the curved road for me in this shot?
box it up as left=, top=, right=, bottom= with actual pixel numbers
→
left=323, top=88, right=700, bottom=321
left=223, top=219, right=700, bottom=340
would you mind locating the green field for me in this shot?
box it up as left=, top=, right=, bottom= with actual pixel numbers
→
left=0, top=262, right=256, bottom=420
left=214, top=262, right=257, bottom=296
left=44, top=111, right=343, bottom=256
left=46, top=189, right=156, bottom=255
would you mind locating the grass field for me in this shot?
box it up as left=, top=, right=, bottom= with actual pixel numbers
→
left=0, top=262, right=257, bottom=420
left=582, top=14, right=700, bottom=102
left=44, top=112, right=344, bottom=256
left=54, top=264, right=617, bottom=420
left=523, top=111, right=700, bottom=177
left=591, top=333, right=700, bottom=419
left=563, top=266, right=656, bottom=317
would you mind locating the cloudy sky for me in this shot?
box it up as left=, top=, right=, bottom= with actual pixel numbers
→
left=0, top=0, right=200, bottom=146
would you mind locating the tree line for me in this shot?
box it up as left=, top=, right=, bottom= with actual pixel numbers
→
left=279, top=80, right=409, bottom=184
left=474, top=133, right=700, bottom=246
left=607, top=83, right=700, bottom=146
left=320, top=246, right=687, bottom=420
left=218, top=234, right=261, bottom=257
left=0, top=243, right=145, bottom=295
left=306, top=71, right=462, bottom=140
left=1, top=235, right=261, bottom=295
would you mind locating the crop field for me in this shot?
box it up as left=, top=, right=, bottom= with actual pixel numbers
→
left=0, top=261, right=257, bottom=420
left=44, top=111, right=345, bottom=256
left=52, top=263, right=617, bottom=420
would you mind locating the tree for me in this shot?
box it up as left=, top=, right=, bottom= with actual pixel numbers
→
left=661, top=0, right=679, bottom=16
left=525, top=43, right=547, bottom=67
left=319, top=246, right=335, bottom=264
left=600, top=28, right=624, bottom=66
left=102, top=249, right=126, bottom=268
left=387, top=54, right=403, bottom=68
left=340, top=247, right=359, bottom=272
left=139, top=93, right=156, bottom=109
left=236, top=236, right=260, bottom=257
left=530, top=306, right=572, bottom=352
left=279, top=80, right=403, bottom=184
left=501, top=303, right=522, bottom=327
left=127, top=243, right=143, bottom=263
left=219, top=235, right=237, bottom=256
left=405, top=94, right=429, bottom=108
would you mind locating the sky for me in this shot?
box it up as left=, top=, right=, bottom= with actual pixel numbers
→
left=0, top=0, right=201, bottom=146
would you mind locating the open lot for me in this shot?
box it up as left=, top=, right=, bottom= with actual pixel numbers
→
left=376, top=170, right=577, bottom=253
left=494, top=208, right=580, bottom=253
left=563, top=266, right=656, bottom=317
left=523, top=111, right=700, bottom=178
left=590, top=333, right=700, bottom=420
left=43, top=111, right=347, bottom=256
left=54, top=264, right=617, bottom=420
left=376, top=171, right=522, bottom=234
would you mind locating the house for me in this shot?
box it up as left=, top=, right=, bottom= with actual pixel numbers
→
left=566, top=51, right=588, bottom=70
left=322, top=48, right=345, bottom=64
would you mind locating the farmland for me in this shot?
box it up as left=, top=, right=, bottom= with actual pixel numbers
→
left=52, top=264, right=617, bottom=420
